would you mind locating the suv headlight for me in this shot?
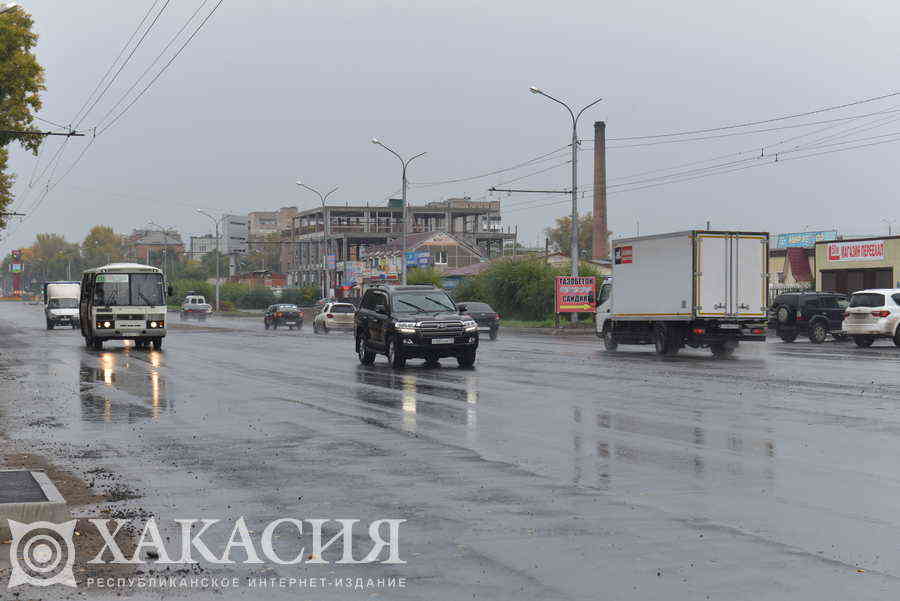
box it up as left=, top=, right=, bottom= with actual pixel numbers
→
left=395, top=321, right=418, bottom=334
left=462, top=319, right=478, bottom=332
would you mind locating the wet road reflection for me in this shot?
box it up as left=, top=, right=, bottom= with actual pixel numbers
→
left=79, top=349, right=171, bottom=423
left=354, top=366, right=480, bottom=435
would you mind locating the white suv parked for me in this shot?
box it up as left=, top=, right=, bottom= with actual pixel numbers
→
left=842, top=289, right=900, bottom=347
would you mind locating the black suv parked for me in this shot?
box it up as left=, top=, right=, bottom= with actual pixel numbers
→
left=769, top=291, right=848, bottom=343
left=355, top=284, right=479, bottom=368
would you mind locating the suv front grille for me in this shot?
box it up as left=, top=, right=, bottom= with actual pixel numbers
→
left=418, top=321, right=465, bottom=337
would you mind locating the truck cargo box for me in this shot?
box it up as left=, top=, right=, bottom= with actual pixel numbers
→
left=610, top=231, right=769, bottom=321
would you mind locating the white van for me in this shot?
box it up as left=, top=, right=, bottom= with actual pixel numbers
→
left=79, top=263, right=172, bottom=350
left=44, top=281, right=81, bottom=329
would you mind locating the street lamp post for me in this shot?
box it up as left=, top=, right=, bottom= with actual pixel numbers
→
left=882, top=218, right=896, bottom=236
left=371, top=139, right=426, bottom=285
left=295, top=180, right=339, bottom=299
left=197, top=209, right=223, bottom=311
left=529, top=86, right=603, bottom=322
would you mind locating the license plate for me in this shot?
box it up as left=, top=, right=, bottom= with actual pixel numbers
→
left=118, top=321, right=144, bottom=328
left=719, top=324, right=739, bottom=329
left=431, top=337, right=454, bottom=344
left=285, top=321, right=296, bottom=325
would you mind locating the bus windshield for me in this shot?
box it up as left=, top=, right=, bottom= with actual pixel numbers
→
left=93, top=273, right=164, bottom=307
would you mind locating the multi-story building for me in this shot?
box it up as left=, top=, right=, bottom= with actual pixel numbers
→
left=188, top=234, right=220, bottom=260
left=283, top=197, right=516, bottom=291
left=248, top=207, right=297, bottom=248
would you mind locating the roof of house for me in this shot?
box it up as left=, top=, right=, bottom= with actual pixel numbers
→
left=442, top=261, right=493, bottom=277
left=366, top=231, right=482, bottom=256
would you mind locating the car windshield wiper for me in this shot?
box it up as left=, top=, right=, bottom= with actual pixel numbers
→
left=396, top=299, right=430, bottom=313
left=424, top=296, right=455, bottom=312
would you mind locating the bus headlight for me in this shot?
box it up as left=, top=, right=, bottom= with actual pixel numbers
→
left=97, top=320, right=113, bottom=329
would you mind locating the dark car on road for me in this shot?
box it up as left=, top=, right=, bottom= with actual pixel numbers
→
left=457, top=301, right=500, bottom=340
left=769, top=291, right=848, bottom=343
left=355, top=284, right=479, bottom=369
left=264, top=304, right=303, bottom=331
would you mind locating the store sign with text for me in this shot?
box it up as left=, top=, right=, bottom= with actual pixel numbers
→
left=555, top=276, right=596, bottom=313
left=827, top=240, right=885, bottom=262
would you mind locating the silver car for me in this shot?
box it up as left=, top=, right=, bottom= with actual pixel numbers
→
left=313, top=302, right=356, bottom=334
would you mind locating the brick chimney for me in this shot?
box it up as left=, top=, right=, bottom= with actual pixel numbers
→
left=592, top=121, right=608, bottom=259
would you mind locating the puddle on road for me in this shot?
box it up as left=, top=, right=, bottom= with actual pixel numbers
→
left=79, top=349, right=171, bottom=423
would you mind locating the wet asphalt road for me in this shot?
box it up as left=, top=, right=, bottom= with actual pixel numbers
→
left=3, top=301, right=900, bottom=600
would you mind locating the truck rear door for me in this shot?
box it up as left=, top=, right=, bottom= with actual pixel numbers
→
left=733, top=234, right=768, bottom=319
left=696, top=234, right=729, bottom=317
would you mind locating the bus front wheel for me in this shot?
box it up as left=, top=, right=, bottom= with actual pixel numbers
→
left=151, top=337, right=163, bottom=351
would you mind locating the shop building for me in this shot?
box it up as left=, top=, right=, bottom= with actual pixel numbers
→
left=815, top=236, right=899, bottom=294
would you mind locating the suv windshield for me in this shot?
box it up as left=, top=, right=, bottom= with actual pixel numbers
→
left=849, top=293, right=886, bottom=308
left=48, top=298, right=78, bottom=309
left=392, top=290, right=456, bottom=314
left=330, top=304, right=355, bottom=313
left=94, top=273, right=164, bottom=307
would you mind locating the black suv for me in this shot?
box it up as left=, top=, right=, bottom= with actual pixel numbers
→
left=769, top=291, right=848, bottom=343
left=355, top=284, right=479, bottom=368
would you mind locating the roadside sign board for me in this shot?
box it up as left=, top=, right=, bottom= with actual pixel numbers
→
left=555, top=276, right=596, bottom=313
left=9, top=263, right=22, bottom=273
left=775, top=230, right=837, bottom=248
left=827, top=240, right=885, bottom=262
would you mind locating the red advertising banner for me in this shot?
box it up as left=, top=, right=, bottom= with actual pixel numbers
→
left=555, top=276, right=596, bottom=313
left=826, top=240, right=885, bottom=262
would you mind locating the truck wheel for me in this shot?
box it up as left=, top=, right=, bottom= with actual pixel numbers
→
left=710, top=343, right=735, bottom=358
left=92, top=338, right=103, bottom=350
left=602, top=325, right=618, bottom=351
left=386, top=337, right=406, bottom=369
left=809, top=321, right=828, bottom=344
left=653, top=326, right=678, bottom=356
left=457, top=348, right=477, bottom=368
left=853, top=335, right=874, bottom=348
left=778, top=329, right=797, bottom=343
left=151, top=337, right=163, bottom=351
left=356, top=335, right=376, bottom=365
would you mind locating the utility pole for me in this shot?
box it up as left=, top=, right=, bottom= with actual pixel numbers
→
left=371, top=139, right=426, bottom=285
left=529, top=86, right=603, bottom=323
left=296, top=180, right=339, bottom=299
left=882, top=218, right=895, bottom=236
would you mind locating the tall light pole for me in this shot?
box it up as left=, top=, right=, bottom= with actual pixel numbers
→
left=530, top=86, right=602, bottom=322
left=371, top=138, right=426, bottom=285
left=197, top=209, right=223, bottom=311
left=882, top=218, right=896, bottom=236
left=295, top=180, right=339, bottom=299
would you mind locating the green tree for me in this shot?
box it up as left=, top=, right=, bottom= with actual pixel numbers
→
left=201, top=250, right=229, bottom=280
left=407, top=266, right=443, bottom=287
left=280, top=286, right=320, bottom=306
left=238, top=287, right=275, bottom=309
left=545, top=213, right=595, bottom=259
left=0, top=6, right=46, bottom=230
left=82, top=226, right=124, bottom=268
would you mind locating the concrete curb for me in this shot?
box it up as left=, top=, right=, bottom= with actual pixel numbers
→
left=0, top=470, right=70, bottom=539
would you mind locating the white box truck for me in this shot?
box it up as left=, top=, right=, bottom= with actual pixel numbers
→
left=596, top=230, right=769, bottom=357
left=43, top=281, right=81, bottom=330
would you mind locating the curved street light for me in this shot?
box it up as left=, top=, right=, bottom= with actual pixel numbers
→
left=371, top=139, right=426, bottom=285
left=530, top=86, right=602, bottom=322
left=196, top=209, right=224, bottom=311
left=296, top=180, right=339, bottom=298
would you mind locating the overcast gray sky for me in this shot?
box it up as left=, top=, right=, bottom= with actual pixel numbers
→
left=3, top=0, right=899, bottom=254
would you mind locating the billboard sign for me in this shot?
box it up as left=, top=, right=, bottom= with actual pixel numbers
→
left=555, top=276, right=596, bottom=313
left=775, top=230, right=837, bottom=248
left=9, top=263, right=22, bottom=273
left=324, top=254, right=337, bottom=270
left=827, top=240, right=885, bottom=262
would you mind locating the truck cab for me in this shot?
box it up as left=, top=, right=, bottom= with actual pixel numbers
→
left=44, top=281, right=81, bottom=330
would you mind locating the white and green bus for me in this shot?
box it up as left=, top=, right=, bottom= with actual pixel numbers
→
left=79, top=263, right=172, bottom=350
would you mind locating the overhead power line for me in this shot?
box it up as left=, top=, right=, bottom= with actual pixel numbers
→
left=70, top=0, right=163, bottom=126
left=607, top=90, right=900, bottom=141
left=409, top=144, right=570, bottom=187
left=97, top=0, right=226, bottom=136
